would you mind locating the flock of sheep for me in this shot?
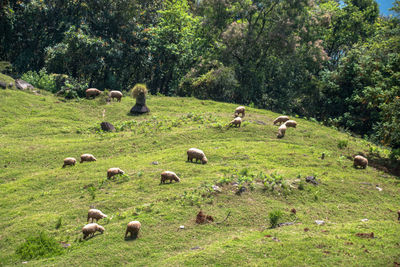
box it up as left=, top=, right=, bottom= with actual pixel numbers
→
left=61, top=99, right=368, bottom=240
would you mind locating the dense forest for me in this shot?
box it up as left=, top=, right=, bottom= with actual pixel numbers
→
left=1, top=0, right=399, bottom=152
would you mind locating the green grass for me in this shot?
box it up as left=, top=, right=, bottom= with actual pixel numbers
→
left=1, top=76, right=400, bottom=266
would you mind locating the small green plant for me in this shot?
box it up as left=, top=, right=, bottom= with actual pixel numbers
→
left=87, top=186, right=96, bottom=200
left=16, top=232, right=64, bottom=260
left=337, top=140, right=348, bottom=149
left=269, top=210, right=283, bottom=228
left=55, top=217, right=62, bottom=229
left=298, top=181, right=305, bottom=190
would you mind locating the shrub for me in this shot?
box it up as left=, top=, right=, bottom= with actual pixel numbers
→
left=269, top=210, right=283, bottom=228
left=21, top=69, right=57, bottom=92
left=337, top=140, right=348, bottom=149
left=16, top=232, right=64, bottom=260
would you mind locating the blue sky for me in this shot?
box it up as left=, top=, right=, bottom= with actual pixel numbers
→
left=376, top=0, right=395, bottom=15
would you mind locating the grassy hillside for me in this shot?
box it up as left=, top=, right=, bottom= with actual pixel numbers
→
left=1, top=76, right=400, bottom=266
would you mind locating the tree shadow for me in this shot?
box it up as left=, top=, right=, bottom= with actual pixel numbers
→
left=348, top=153, right=400, bottom=177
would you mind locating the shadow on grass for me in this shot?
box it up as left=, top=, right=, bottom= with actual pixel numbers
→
left=124, top=236, right=138, bottom=242
left=83, top=233, right=103, bottom=241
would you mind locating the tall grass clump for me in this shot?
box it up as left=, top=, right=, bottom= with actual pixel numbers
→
left=16, top=232, right=64, bottom=260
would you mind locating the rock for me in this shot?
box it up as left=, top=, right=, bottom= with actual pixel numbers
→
left=212, top=185, right=222, bottom=193
left=100, top=122, right=115, bottom=132
left=376, top=186, right=382, bottom=191
left=361, top=218, right=368, bottom=222
left=15, top=79, right=34, bottom=90
left=59, top=241, right=71, bottom=248
left=277, top=222, right=295, bottom=227
left=130, top=93, right=150, bottom=114
left=130, top=104, right=150, bottom=114
left=272, top=237, right=281, bottom=242
left=151, top=161, right=159, bottom=165
left=315, top=220, right=325, bottom=225
left=179, top=225, right=185, bottom=229
left=306, top=176, right=319, bottom=185
left=8, top=82, right=13, bottom=88
left=191, top=246, right=202, bottom=250
left=236, top=186, right=247, bottom=195
left=0, top=81, right=6, bottom=89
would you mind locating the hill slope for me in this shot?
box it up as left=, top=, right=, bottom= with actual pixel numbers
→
left=1, top=78, right=400, bottom=266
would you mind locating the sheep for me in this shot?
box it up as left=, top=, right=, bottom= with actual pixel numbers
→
left=229, top=117, right=242, bottom=128
left=107, top=167, right=125, bottom=179
left=109, top=90, right=123, bottom=102
left=87, top=209, right=107, bottom=223
left=277, top=124, right=287, bottom=139
left=0, top=81, right=6, bottom=89
left=273, top=116, right=289, bottom=125
left=354, top=155, right=368, bottom=169
left=160, top=171, right=181, bottom=184
left=80, top=154, right=97, bottom=163
left=62, top=157, right=76, bottom=168
left=82, top=223, right=105, bottom=239
left=85, top=88, right=102, bottom=99
left=284, top=120, right=297, bottom=128
left=234, top=106, right=245, bottom=118
left=125, top=221, right=141, bottom=239
left=187, top=148, right=208, bottom=164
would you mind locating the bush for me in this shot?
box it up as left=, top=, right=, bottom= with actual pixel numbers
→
left=21, top=69, right=57, bottom=92
left=337, top=140, right=348, bottom=149
left=269, top=210, right=283, bottom=228
left=178, top=60, right=238, bottom=102
left=16, top=232, right=64, bottom=260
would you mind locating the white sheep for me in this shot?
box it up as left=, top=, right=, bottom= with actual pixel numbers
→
left=229, top=117, right=242, bottom=128
left=62, top=157, right=76, bottom=168
left=80, top=154, right=97, bottom=163
left=109, top=90, right=123, bottom=102
left=234, top=106, right=245, bottom=117
left=107, top=167, right=125, bottom=179
left=187, top=148, right=208, bottom=164
left=87, top=209, right=107, bottom=223
left=160, top=171, right=181, bottom=184
left=82, top=223, right=105, bottom=239
left=284, top=120, right=297, bottom=128
left=354, top=155, right=368, bottom=169
left=125, top=221, right=141, bottom=239
left=273, top=116, right=289, bottom=125
left=85, top=88, right=102, bottom=99
left=277, top=124, right=287, bottom=139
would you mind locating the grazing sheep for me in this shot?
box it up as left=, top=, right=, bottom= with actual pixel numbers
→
left=80, top=154, right=97, bottom=163
left=160, top=171, right=181, bottom=184
left=62, top=157, right=76, bottom=168
left=87, top=209, right=107, bottom=223
left=229, top=117, right=242, bottom=128
left=354, top=155, right=368, bottom=169
left=125, top=221, right=141, bottom=239
left=273, top=116, right=289, bottom=125
left=109, top=90, right=123, bottom=102
left=8, top=82, right=13, bottom=88
left=284, top=120, right=297, bottom=128
left=277, top=124, right=287, bottom=139
left=107, top=167, right=125, bottom=179
left=82, top=223, right=105, bottom=239
left=187, top=148, right=208, bottom=164
left=85, top=88, right=102, bottom=99
left=234, top=106, right=245, bottom=117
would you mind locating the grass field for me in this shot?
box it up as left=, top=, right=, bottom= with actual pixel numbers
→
left=1, top=73, right=400, bottom=266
